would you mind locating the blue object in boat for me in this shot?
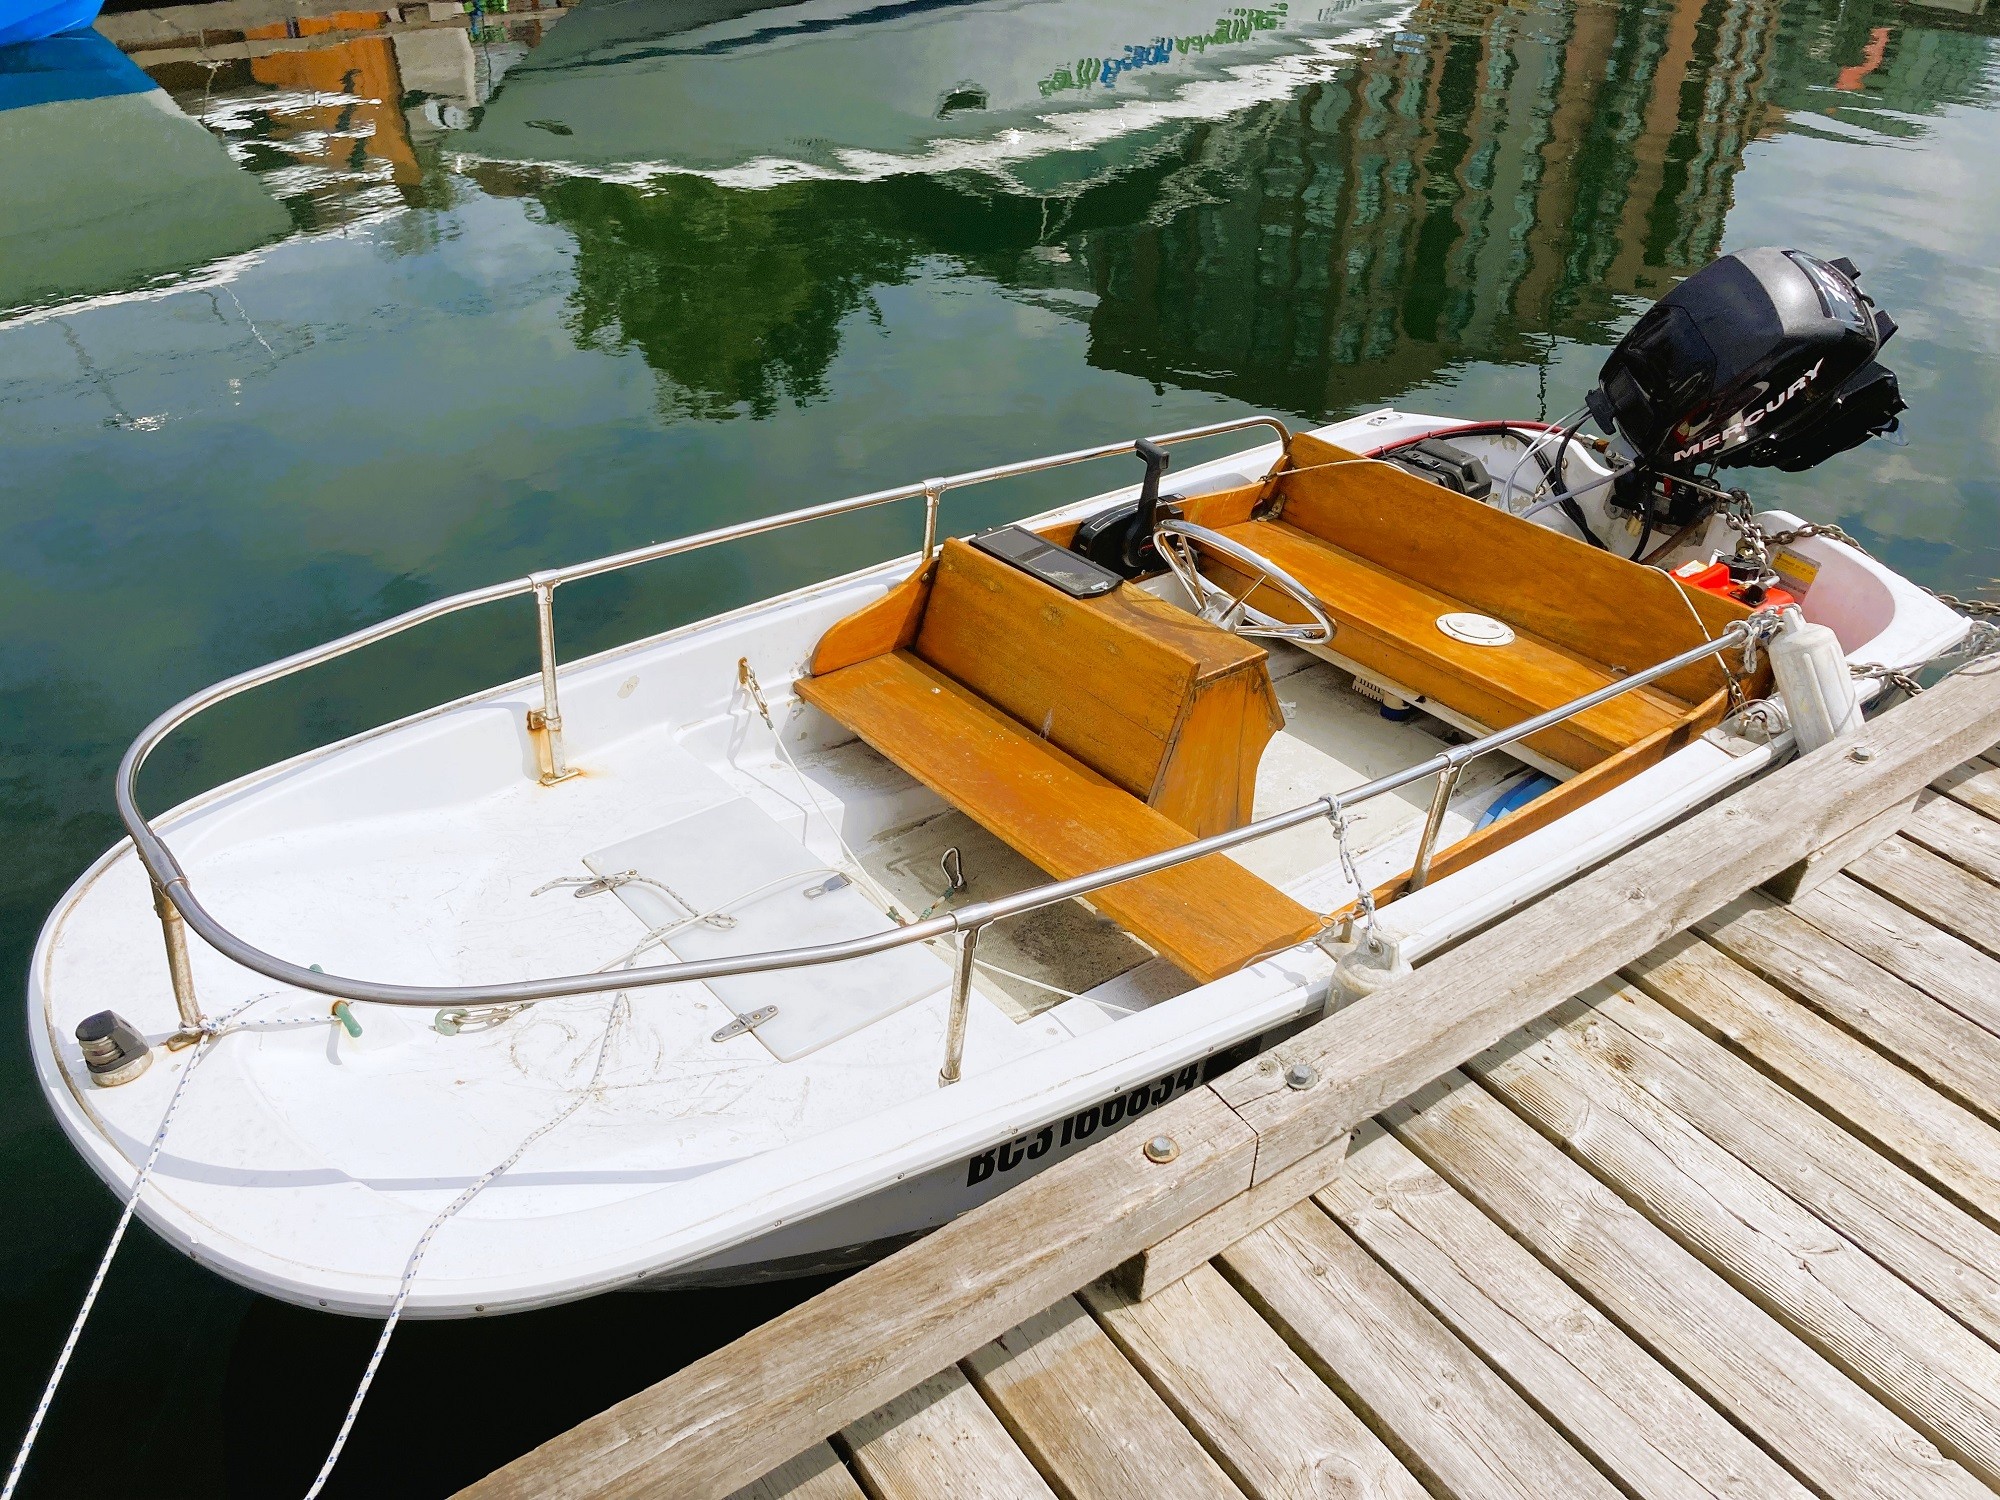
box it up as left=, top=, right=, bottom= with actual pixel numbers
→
left=0, top=0, right=112, bottom=57
left=0, top=26, right=147, bottom=106
left=1474, top=770, right=1560, bottom=830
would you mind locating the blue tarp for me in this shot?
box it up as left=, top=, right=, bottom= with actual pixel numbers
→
left=0, top=25, right=144, bottom=109
left=0, top=0, right=113, bottom=59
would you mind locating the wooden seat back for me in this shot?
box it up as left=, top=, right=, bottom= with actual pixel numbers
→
left=810, top=539, right=1282, bottom=838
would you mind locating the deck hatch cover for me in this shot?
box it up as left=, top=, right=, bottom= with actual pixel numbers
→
left=586, top=798, right=949, bottom=1061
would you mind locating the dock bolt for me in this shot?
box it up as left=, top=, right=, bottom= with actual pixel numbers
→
left=1285, top=1061, right=1318, bottom=1090
left=1143, top=1135, right=1180, bottom=1164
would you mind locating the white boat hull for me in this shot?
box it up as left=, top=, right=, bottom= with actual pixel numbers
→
left=30, top=409, right=1968, bottom=1315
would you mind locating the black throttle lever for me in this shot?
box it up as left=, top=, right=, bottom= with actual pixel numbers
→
left=1070, top=435, right=1177, bottom=578
left=1124, top=437, right=1172, bottom=573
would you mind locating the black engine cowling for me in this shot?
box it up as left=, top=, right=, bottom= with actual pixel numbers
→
left=1586, top=247, right=1904, bottom=484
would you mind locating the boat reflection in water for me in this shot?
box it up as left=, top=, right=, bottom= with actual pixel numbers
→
left=0, top=0, right=101, bottom=48
left=450, top=0, right=1407, bottom=182
left=20, top=0, right=1993, bottom=377
left=103, top=0, right=571, bottom=239
left=0, top=0, right=573, bottom=320
left=0, top=28, right=290, bottom=315
left=451, top=0, right=2000, bottom=429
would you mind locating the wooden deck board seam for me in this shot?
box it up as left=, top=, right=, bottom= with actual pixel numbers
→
left=1697, top=896, right=2000, bottom=1131
left=1572, top=982, right=2000, bottom=1346
left=1386, top=1071, right=1988, bottom=1500
left=1319, top=1123, right=1815, bottom=1500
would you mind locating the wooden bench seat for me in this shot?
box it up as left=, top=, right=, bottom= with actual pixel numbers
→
left=799, top=650, right=1321, bottom=984
left=1213, top=518, right=1686, bottom=769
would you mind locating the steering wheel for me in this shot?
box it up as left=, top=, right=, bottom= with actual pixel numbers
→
left=1152, top=520, right=1335, bottom=645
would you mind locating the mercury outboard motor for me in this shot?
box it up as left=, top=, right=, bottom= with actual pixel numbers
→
left=1584, top=247, right=1904, bottom=528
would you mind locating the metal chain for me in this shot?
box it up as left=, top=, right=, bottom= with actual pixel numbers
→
left=1932, top=591, right=2000, bottom=619
left=1846, top=662, right=1930, bottom=697
left=1865, top=619, right=2000, bottom=694
left=1722, top=497, right=2000, bottom=618
left=1327, top=802, right=1382, bottom=949
left=1699, top=497, right=2000, bottom=706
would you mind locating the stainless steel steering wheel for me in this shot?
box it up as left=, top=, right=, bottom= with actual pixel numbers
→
left=1152, top=520, right=1335, bottom=645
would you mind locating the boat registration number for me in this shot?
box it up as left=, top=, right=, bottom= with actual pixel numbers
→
left=965, top=1063, right=1204, bottom=1186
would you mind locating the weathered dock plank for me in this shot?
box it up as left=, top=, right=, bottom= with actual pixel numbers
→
left=1469, top=998, right=2000, bottom=1485
left=1935, top=757, right=2000, bottom=820
left=1762, top=791, right=1915, bottom=902
left=1700, top=893, right=2000, bottom=1126
left=838, top=1367, right=1055, bottom=1500
left=1220, top=1202, right=1622, bottom=1499
left=1386, top=1073, right=1985, bottom=1500
left=1791, top=874, right=2000, bottom=1034
left=961, top=1296, right=1243, bottom=1499
left=727, top=1443, right=864, bottom=1500
left=1847, top=833, right=2000, bottom=961
left=1126, top=1129, right=1353, bottom=1302
left=1905, top=787, right=2000, bottom=884
left=1084, top=1266, right=1427, bottom=1500
left=1626, top=931, right=2000, bottom=1231
left=1319, top=1124, right=1812, bottom=1500
left=1559, top=981, right=2000, bottom=1342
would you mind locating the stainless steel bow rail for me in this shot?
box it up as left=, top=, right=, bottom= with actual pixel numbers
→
left=113, top=414, right=1760, bottom=1085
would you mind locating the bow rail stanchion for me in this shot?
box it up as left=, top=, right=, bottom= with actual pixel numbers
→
left=150, top=880, right=204, bottom=1039
left=527, top=577, right=576, bottom=786
left=938, top=925, right=981, bottom=1087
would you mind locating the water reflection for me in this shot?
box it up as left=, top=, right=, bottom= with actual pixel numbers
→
left=491, top=170, right=920, bottom=418
left=0, top=30, right=290, bottom=310
left=449, top=0, right=1398, bottom=178
left=1070, top=0, right=1786, bottom=409
left=110, top=0, right=563, bottom=235
left=0, top=0, right=568, bottom=319
left=8, top=0, right=1996, bottom=391
left=437, top=0, right=2000, bottom=427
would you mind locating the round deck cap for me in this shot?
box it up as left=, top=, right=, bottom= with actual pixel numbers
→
left=1436, top=612, right=1515, bottom=647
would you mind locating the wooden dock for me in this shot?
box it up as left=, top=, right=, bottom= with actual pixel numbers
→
left=463, top=661, right=2000, bottom=1500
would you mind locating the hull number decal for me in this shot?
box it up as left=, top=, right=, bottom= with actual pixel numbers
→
left=966, top=1063, right=1202, bottom=1186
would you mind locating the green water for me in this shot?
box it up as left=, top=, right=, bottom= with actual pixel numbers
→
left=2, top=0, right=1997, bottom=1490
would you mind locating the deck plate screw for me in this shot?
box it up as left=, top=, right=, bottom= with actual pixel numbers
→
left=1143, top=1135, right=1179, bottom=1164
left=1848, top=744, right=1875, bottom=763
left=1285, top=1062, right=1318, bottom=1090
